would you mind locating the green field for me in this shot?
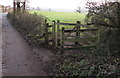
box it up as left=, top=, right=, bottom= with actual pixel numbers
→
left=29, top=10, right=86, bottom=24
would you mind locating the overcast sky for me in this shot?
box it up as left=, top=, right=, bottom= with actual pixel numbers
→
left=29, top=0, right=88, bottom=9
left=0, top=0, right=116, bottom=9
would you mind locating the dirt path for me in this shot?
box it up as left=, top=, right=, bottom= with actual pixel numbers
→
left=0, top=13, right=2, bottom=77
left=2, top=13, right=54, bottom=76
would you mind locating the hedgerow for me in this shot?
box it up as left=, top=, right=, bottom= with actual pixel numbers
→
left=7, top=11, right=46, bottom=46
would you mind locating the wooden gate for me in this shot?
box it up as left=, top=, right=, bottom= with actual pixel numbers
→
left=45, top=19, right=99, bottom=51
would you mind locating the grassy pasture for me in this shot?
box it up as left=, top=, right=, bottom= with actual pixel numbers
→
left=29, top=10, right=86, bottom=24
left=29, top=10, right=86, bottom=31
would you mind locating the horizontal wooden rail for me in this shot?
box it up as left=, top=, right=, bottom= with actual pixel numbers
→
left=64, top=28, right=98, bottom=32
left=48, top=25, right=52, bottom=27
left=48, top=32, right=52, bottom=34
left=58, top=23, right=76, bottom=26
left=65, top=36, right=77, bottom=37
left=64, top=44, right=94, bottom=47
left=48, top=40, right=53, bottom=42
left=64, top=45, right=75, bottom=46
left=64, top=45, right=95, bottom=50
left=82, top=24, right=97, bottom=29
left=63, top=37, right=97, bottom=42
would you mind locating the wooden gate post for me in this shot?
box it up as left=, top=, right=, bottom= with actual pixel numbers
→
left=56, top=20, right=60, bottom=47
left=52, top=20, right=56, bottom=47
left=60, top=27, right=65, bottom=52
left=75, top=21, right=81, bottom=45
left=45, top=19, right=49, bottom=47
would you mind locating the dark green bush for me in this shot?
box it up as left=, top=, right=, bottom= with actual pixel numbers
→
left=52, top=50, right=120, bottom=77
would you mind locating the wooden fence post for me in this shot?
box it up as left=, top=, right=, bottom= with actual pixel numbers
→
left=56, top=20, right=60, bottom=47
left=60, top=27, right=65, bottom=52
left=75, top=21, right=81, bottom=45
left=52, top=20, right=56, bottom=47
left=45, top=19, right=49, bottom=47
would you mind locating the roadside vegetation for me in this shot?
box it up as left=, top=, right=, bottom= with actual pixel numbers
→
left=50, top=1, right=120, bottom=77
left=7, top=2, right=120, bottom=76
left=7, top=12, right=46, bottom=46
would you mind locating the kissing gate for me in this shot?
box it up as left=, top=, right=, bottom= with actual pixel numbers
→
left=45, top=20, right=99, bottom=51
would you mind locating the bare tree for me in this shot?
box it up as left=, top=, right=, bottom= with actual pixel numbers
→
left=76, top=7, right=81, bottom=13
left=49, top=8, right=51, bottom=11
left=37, top=7, right=40, bottom=10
